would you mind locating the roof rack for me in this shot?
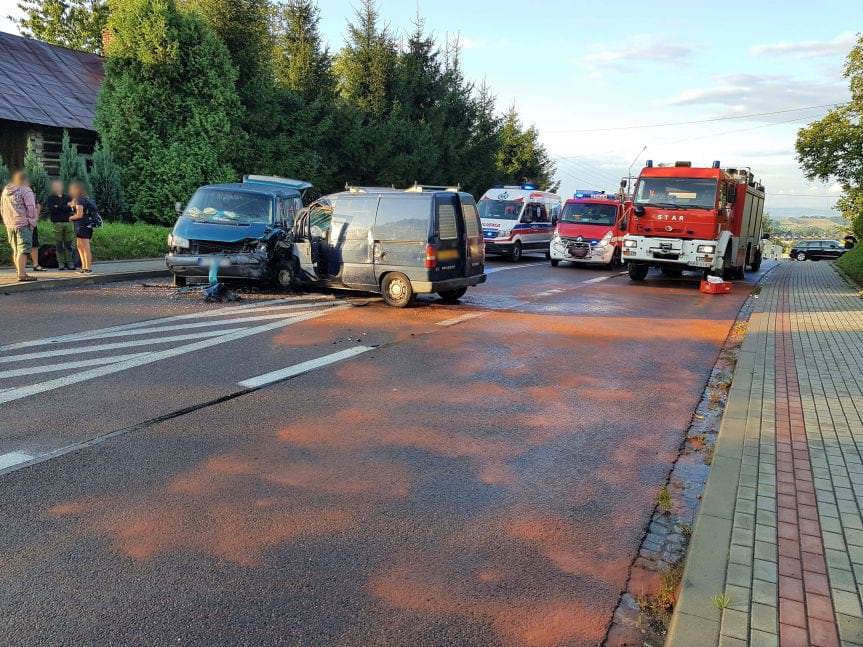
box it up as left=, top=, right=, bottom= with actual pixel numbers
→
left=243, top=175, right=312, bottom=192
left=344, top=184, right=399, bottom=194
left=404, top=182, right=460, bottom=193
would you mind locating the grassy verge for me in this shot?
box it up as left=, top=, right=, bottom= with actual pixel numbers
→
left=1, top=222, right=170, bottom=265
left=837, top=245, right=863, bottom=287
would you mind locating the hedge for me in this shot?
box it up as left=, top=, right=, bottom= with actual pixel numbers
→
left=1, top=222, right=170, bottom=265
left=837, top=244, right=863, bottom=287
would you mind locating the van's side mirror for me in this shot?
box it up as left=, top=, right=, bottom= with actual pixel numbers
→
left=175, top=201, right=183, bottom=216
left=551, top=215, right=558, bottom=226
left=620, top=179, right=628, bottom=189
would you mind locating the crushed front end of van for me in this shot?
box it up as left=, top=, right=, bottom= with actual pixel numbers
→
left=166, top=175, right=310, bottom=288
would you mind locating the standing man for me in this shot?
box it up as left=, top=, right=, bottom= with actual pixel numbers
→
left=1, top=171, right=39, bottom=282
left=47, top=180, right=74, bottom=270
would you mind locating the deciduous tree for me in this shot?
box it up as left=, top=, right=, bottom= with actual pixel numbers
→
left=797, top=34, right=863, bottom=237
left=13, top=0, right=108, bottom=53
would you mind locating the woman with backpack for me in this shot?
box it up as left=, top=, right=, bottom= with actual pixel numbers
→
left=69, top=181, right=101, bottom=274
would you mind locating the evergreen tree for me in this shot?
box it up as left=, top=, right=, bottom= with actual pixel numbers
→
left=14, top=0, right=109, bottom=53
left=59, top=129, right=91, bottom=191
left=495, top=106, right=558, bottom=190
left=89, top=142, right=126, bottom=220
left=95, top=0, right=241, bottom=224
left=273, top=0, right=333, bottom=101
left=23, top=142, right=50, bottom=206
left=0, top=155, right=9, bottom=187
left=334, top=0, right=397, bottom=118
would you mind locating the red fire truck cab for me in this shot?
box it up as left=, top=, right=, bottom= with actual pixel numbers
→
left=549, top=191, right=624, bottom=268
left=621, top=161, right=766, bottom=281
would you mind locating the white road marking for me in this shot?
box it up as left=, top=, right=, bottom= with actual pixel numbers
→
left=0, top=353, right=149, bottom=379
left=437, top=312, right=486, bottom=327
left=0, top=451, right=33, bottom=470
left=0, top=298, right=337, bottom=351
left=0, top=308, right=347, bottom=405
left=485, top=263, right=546, bottom=274
left=582, top=276, right=612, bottom=284
left=70, top=311, right=323, bottom=343
left=238, top=346, right=374, bottom=389
left=0, top=327, right=252, bottom=365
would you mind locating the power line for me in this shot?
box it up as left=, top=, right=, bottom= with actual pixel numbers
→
left=542, top=103, right=845, bottom=134
left=766, top=193, right=841, bottom=198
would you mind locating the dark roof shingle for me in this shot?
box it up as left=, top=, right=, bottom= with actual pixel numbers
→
left=0, top=31, right=103, bottom=131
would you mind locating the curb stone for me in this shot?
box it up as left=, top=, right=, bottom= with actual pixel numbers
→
left=0, top=268, right=169, bottom=294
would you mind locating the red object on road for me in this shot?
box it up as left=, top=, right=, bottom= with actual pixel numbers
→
left=699, top=279, right=732, bottom=294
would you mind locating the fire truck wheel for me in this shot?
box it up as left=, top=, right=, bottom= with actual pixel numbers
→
left=628, top=262, right=649, bottom=281
left=550, top=259, right=560, bottom=267
left=508, top=242, right=523, bottom=262
left=750, top=250, right=762, bottom=272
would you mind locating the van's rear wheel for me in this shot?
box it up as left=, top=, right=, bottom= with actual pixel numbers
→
left=628, top=262, right=649, bottom=281
left=508, top=242, right=523, bottom=262
left=381, top=272, right=415, bottom=308
left=173, top=274, right=187, bottom=288
left=550, top=259, right=560, bottom=267
left=438, top=287, right=468, bottom=303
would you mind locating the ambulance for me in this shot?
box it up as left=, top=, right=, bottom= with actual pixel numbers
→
left=549, top=190, right=624, bottom=268
left=479, top=184, right=562, bottom=261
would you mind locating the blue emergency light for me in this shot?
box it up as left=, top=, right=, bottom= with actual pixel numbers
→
left=521, top=183, right=537, bottom=190
left=574, top=189, right=607, bottom=199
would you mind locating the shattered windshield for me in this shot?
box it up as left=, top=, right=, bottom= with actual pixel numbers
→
left=184, top=188, right=272, bottom=224
left=479, top=199, right=524, bottom=221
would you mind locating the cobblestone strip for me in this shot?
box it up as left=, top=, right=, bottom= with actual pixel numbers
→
left=774, top=277, right=840, bottom=647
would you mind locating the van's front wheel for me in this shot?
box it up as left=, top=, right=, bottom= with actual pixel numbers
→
left=381, top=272, right=415, bottom=308
left=438, top=287, right=468, bottom=303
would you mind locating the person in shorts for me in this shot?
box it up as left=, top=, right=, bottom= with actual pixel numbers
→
left=1, top=170, right=39, bottom=282
left=69, top=181, right=96, bottom=274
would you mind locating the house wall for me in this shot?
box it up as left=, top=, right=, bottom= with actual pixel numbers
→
left=0, top=119, right=98, bottom=178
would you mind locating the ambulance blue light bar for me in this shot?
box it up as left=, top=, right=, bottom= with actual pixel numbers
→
left=521, top=183, right=537, bottom=190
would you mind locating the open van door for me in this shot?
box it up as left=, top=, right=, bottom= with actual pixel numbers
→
left=292, top=209, right=318, bottom=281
left=459, top=193, right=485, bottom=279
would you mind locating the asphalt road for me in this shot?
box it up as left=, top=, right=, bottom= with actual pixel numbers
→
left=0, top=256, right=776, bottom=646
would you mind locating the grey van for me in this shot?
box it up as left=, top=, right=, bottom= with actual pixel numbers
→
left=291, top=185, right=486, bottom=307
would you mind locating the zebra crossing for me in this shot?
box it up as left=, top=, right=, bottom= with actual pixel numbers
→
left=0, top=295, right=349, bottom=406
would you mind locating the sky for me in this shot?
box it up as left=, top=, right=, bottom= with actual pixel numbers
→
left=2, top=0, right=860, bottom=217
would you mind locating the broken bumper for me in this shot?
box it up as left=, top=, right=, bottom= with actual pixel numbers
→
left=410, top=274, right=487, bottom=293
left=165, top=253, right=271, bottom=280
left=549, top=239, right=615, bottom=264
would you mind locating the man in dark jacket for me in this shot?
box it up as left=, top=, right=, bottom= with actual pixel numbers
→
left=47, top=180, right=74, bottom=269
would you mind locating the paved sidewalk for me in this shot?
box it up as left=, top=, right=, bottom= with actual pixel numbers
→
left=0, top=258, right=167, bottom=292
left=668, top=261, right=863, bottom=647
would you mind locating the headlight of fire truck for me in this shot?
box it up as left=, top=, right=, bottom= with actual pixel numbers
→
left=697, top=244, right=716, bottom=254
left=596, top=231, right=613, bottom=247
left=624, top=239, right=637, bottom=248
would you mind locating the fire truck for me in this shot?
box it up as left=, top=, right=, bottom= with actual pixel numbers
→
left=621, top=161, right=766, bottom=281
left=549, top=190, right=624, bottom=268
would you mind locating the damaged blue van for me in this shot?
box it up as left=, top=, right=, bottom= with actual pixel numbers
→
left=166, top=175, right=310, bottom=287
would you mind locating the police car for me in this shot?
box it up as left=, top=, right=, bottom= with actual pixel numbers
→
left=479, top=184, right=562, bottom=261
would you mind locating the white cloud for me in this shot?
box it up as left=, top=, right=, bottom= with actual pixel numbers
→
left=664, top=73, right=848, bottom=121
left=581, top=35, right=693, bottom=76
left=751, top=32, right=858, bottom=59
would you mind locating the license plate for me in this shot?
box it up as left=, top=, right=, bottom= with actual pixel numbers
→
left=198, top=257, right=232, bottom=268
left=437, top=249, right=460, bottom=261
